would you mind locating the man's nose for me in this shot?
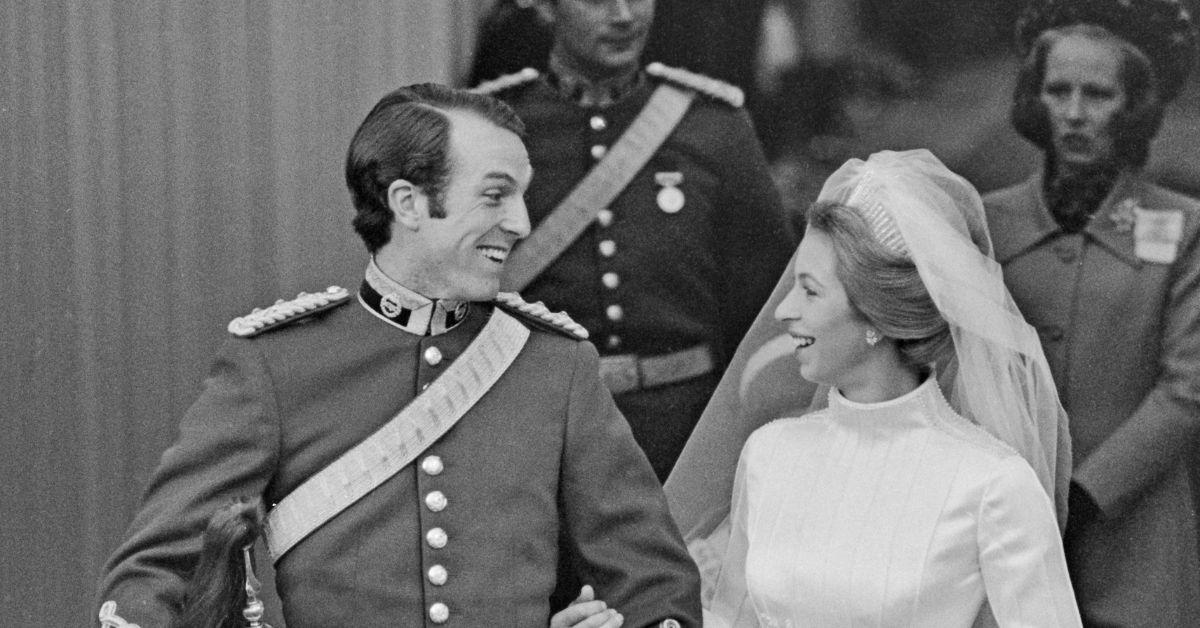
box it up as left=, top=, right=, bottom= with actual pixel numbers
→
left=503, top=198, right=532, bottom=239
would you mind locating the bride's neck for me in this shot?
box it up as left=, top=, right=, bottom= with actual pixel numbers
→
left=836, top=355, right=922, bottom=404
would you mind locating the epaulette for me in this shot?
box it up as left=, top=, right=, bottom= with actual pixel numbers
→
left=470, top=67, right=541, bottom=96
left=494, top=292, right=589, bottom=340
left=227, top=286, right=351, bottom=338
left=645, top=62, right=744, bottom=108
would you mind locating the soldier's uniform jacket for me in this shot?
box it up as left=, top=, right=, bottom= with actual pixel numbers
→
left=96, top=265, right=702, bottom=627
left=984, top=171, right=1200, bottom=626
left=484, top=66, right=795, bottom=479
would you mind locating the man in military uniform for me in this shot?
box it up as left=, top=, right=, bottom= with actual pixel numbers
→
left=478, top=0, right=795, bottom=482
left=96, top=84, right=700, bottom=627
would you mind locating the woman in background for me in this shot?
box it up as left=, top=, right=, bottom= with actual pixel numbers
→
left=984, top=0, right=1200, bottom=624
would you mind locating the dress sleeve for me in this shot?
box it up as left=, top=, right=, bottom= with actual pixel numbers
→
left=558, top=340, right=703, bottom=627
left=704, top=439, right=760, bottom=627
left=977, top=456, right=1082, bottom=627
left=95, top=339, right=281, bottom=627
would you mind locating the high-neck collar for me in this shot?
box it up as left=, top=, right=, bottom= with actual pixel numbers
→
left=358, top=258, right=470, bottom=336
left=827, top=376, right=949, bottom=426
left=547, top=53, right=642, bottom=108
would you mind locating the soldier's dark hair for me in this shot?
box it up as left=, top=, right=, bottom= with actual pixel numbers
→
left=1011, top=24, right=1164, bottom=169
left=345, top=83, right=525, bottom=253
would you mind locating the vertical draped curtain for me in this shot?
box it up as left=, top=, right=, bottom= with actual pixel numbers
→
left=0, top=1, right=478, bottom=623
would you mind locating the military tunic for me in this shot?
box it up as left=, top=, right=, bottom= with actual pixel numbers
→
left=491, top=69, right=795, bottom=480
left=984, top=172, right=1200, bottom=627
left=97, top=267, right=701, bottom=627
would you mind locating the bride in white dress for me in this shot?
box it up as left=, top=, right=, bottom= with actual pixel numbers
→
left=666, top=150, right=1081, bottom=627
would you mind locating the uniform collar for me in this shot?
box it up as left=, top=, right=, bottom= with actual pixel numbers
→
left=992, top=168, right=1142, bottom=268
left=358, top=259, right=471, bottom=336
left=547, top=53, right=643, bottom=108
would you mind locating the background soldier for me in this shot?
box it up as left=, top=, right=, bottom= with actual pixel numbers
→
left=96, top=83, right=700, bottom=627
left=478, top=0, right=795, bottom=482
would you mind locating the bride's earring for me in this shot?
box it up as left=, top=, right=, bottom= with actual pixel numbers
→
left=865, top=328, right=881, bottom=346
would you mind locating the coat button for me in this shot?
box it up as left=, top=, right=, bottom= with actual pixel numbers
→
left=421, top=455, right=444, bottom=476
left=599, top=240, right=616, bottom=257
left=596, top=208, right=614, bottom=227
left=606, top=335, right=621, bottom=350
left=429, top=602, right=450, bottom=623
left=423, top=346, right=443, bottom=366
left=426, top=527, right=448, bottom=549
left=602, top=272, right=620, bottom=289
left=590, top=115, right=607, bottom=131
left=425, top=491, right=448, bottom=512
left=428, top=564, right=448, bottom=586
left=591, top=144, right=607, bottom=160
left=606, top=304, right=624, bottom=322
left=1053, top=245, right=1077, bottom=263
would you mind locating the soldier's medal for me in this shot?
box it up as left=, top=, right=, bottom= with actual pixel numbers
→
left=655, top=171, right=685, bottom=214
left=1132, top=206, right=1184, bottom=264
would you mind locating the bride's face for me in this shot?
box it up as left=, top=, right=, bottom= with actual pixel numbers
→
left=774, top=230, right=875, bottom=387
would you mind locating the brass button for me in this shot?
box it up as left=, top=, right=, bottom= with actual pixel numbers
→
left=590, top=144, right=607, bottom=160
left=590, top=115, right=607, bottom=131
left=425, top=491, right=448, bottom=512
left=596, top=208, right=614, bottom=227
left=602, top=272, right=620, bottom=289
left=423, top=346, right=443, bottom=366
left=606, top=304, right=624, bottom=322
left=427, top=564, right=448, bottom=586
left=429, top=602, right=450, bottom=623
left=599, top=240, right=616, bottom=257
left=421, top=455, right=444, bottom=476
left=426, top=527, right=448, bottom=549
left=606, top=335, right=621, bottom=349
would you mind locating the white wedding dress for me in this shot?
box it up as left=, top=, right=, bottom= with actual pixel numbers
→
left=703, top=378, right=1081, bottom=627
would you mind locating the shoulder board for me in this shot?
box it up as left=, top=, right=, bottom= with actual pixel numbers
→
left=494, top=292, right=589, bottom=340
left=645, top=62, right=744, bottom=108
left=227, top=286, right=351, bottom=338
left=470, top=67, right=541, bottom=96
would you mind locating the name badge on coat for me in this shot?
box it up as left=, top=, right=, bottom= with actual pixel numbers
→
left=1133, top=207, right=1184, bottom=264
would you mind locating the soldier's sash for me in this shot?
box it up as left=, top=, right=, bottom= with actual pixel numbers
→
left=501, top=83, right=697, bottom=291
left=262, top=309, right=530, bottom=562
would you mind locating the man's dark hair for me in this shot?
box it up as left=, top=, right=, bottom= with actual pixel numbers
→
left=1011, top=24, right=1163, bottom=169
left=344, top=83, right=525, bottom=252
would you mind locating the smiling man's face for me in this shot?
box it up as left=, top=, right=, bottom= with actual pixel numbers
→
left=400, top=110, right=533, bottom=301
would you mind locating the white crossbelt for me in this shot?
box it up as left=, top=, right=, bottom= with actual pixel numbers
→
left=262, top=309, right=530, bottom=562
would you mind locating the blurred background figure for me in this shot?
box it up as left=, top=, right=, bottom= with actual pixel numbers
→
left=983, top=0, right=1200, bottom=625
left=477, top=0, right=795, bottom=483
left=470, top=0, right=770, bottom=105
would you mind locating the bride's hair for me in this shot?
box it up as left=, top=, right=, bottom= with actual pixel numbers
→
left=807, top=200, right=953, bottom=369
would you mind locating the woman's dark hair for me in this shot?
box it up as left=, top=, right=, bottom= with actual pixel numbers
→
left=1011, top=24, right=1164, bottom=168
left=344, top=83, right=525, bottom=252
left=806, top=200, right=953, bottom=369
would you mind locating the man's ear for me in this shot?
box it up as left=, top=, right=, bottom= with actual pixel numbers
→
left=532, top=0, right=555, bottom=26
left=388, top=179, right=425, bottom=231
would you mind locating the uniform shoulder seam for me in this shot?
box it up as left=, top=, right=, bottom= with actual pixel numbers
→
left=494, top=292, right=589, bottom=340
left=227, top=286, right=351, bottom=338
left=470, top=68, right=541, bottom=96
left=645, top=62, right=744, bottom=107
